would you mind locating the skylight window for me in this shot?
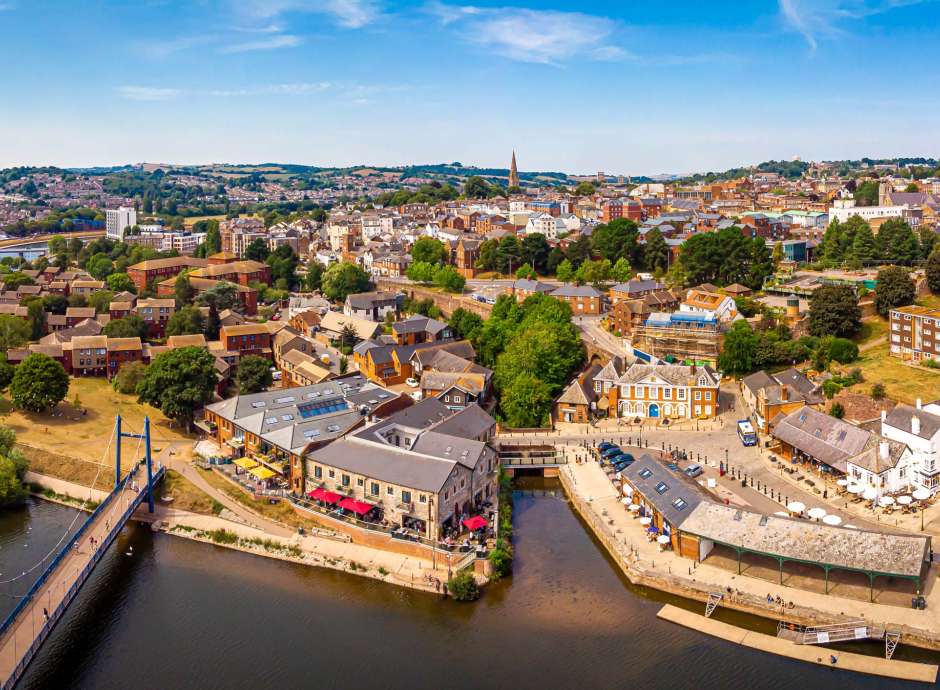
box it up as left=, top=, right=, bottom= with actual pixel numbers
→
left=639, top=468, right=653, bottom=479
left=251, top=401, right=266, bottom=408
left=671, top=497, right=687, bottom=510
left=655, top=481, right=668, bottom=494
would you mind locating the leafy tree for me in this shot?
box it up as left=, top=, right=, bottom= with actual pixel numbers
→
left=0, top=314, right=31, bottom=351
left=2, top=273, right=34, bottom=290
left=448, top=308, right=483, bottom=344
left=433, top=265, right=465, bottom=293
left=104, top=315, right=148, bottom=339
left=245, top=238, right=270, bottom=262
left=339, top=356, right=348, bottom=375
left=406, top=261, right=437, bottom=283
left=196, top=281, right=239, bottom=311
left=591, top=218, right=637, bottom=263
left=321, top=262, right=370, bottom=302
left=874, top=265, right=915, bottom=317
left=67, top=293, right=87, bottom=308
left=41, top=294, right=69, bottom=315
left=464, top=176, right=494, bottom=199
left=112, top=361, right=148, bottom=394
left=545, top=247, right=565, bottom=274
left=515, top=263, right=536, bottom=280
left=266, top=244, right=299, bottom=290
left=850, top=223, right=877, bottom=264
left=876, top=219, right=919, bottom=264
left=871, top=382, right=886, bottom=399
left=853, top=180, right=880, bottom=206
left=566, top=236, right=593, bottom=268
left=576, top=259, right=611, bottom=286
left=204, top=220, right=222, bottom=255
left=717, top=321, right=758, bottom=376
left=136, top=347, right=217, bottom=430
left=822, top=336, right=859, bottom=364
left=165, top=305, right=205, bottom=336
left=47, top=235, right=68, bottom=257
left=809, top=285, right=861, bottom=338
left=927, top=249, right=940, bottom=293
left=574, top=181, right=596, bottom=196
left=174, top=272, right=195, bottom=305
left=305, top=262, right=324, bottom=292
left=610, top=257, right=632, bottom=282
left=498, top=373, right=553, bottom=428
left=236, top=355, right=273, bottom=394
left=556, top=259, right=575, bottom=283
left=830, top=402, right=846, bottom=419
left=747, top=237, right=774, bottom=290
left=87, top=289, right=115, bottom=314
left=10, top=353, right=69, bottom=412
left=411, top=237, right=447, bottom=265
left=106, top=272, right=136, bottom=293
left=495, top=236, right=523, bottom=274
left=23, top=299, right=44, bottom=341
left=0, top=355, right=14, bottom=392
left=85, top=252, right=114, bottom=279
left=521, top=233, right=550, bottom=274
left=205, top=303, right=221, bottom=340
left=446, top=570, right=480, bottom=601
left=920, top=227, right=937, bottom=260
left=475, top=239, right=499, bottom=271
left=643, top=228, right=669, bottom=272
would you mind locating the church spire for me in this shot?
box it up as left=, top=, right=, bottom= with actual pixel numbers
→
left=509, top=150, right=520, bottom=189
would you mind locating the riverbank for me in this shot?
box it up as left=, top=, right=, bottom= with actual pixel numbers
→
left=559, top=460, right=940, bottom=655
left=24, top=471, right=454, bottom=596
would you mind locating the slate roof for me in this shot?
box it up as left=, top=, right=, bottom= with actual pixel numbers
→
left=622, top=455, right=709, bottom=528
left=884, top=403, right=940, bottom=440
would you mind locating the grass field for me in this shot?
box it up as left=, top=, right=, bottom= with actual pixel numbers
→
left=852, top=317, right=889, bottom=347
left=182, top=214, right=227, bottom=229
left=162, top=470, right=223, bottom=516
left=19, top=444, right=119, bottom=492
left=0, top=378, right=192, bottom=464
left=848, top=342, right=940, bottom=405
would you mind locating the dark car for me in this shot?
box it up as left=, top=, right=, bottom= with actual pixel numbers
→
left=665, top=462, right=680, bottom=472
left=597, top=442, right=615, bottom=452
left=613, top=458, right=634, bottom=471
left=601, top=446, right=622, bottom=459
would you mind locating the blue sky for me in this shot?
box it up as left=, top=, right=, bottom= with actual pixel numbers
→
left=1, top=0, right=939, bottom=175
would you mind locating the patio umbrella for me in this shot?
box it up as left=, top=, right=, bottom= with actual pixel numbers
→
left=639, top=516, right=652, bottom=525
left=807, top=507, right=827, bottom=520
left=847, top=484, right=864, bottom=494
left=773, top=511, right=790, bottom=517
left=862, top=487, right=878, bottom=501
left=897, top=495, right=913, bottom=505
left=628, top=504, right=641, bottom=512
left=786, top=501, right=805, bottom=513
left=822, top=514, right=842, bottom=526
left=878, top=496, right=895, bottom=507
left=913, top=488, right=932, bottom=501
left=462, top=515, right=488, bottom=531
left=656, top=534, right=671, bottom=545
left=836, top=479, right=849, bottom=487
left=621, top=497, right=631, bottom=505
left=844, top=524, right=859, bottom=529
left=622, top=485, right=634, bottom=496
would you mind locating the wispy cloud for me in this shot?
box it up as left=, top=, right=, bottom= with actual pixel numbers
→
left=429, top=3, right=623, bottom=64
left=117, top=86, right=182, bottom=101
left=232, top=0, right=382, bottom=29
left=221, top=33, right=301, bottom=52
left=779, top=0, right=929, bottom=51
left=209, top=81, right=332, bottom=96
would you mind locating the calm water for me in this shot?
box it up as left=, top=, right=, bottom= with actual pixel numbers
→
left=1, top=484, right=936, bottom=689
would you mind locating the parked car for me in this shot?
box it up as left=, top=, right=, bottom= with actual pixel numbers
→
left=406, top=377, right=419, bottom=388
left=601, top=446, right=622, bottom=459
left=684, top=464, right=704, bottom=478
left=665, top=462, right=680, bottom=472
left=613, top=457, right=634, bottom=471
left=597, top=442, right=615, bottom=452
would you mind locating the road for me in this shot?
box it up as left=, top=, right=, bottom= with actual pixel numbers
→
left=573, top=315, right=630, bottom=359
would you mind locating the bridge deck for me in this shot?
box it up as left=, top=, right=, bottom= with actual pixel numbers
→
left=0, top=461, right=163, bottom=689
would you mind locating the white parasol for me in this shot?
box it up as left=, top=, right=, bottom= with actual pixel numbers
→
left=639, top=516, right=652, bottom=525
left=622, top=485, right=634, bottom=496
left=847, top=484, right=864, bottom=495
left=773, top=511, right=790, bottom=517
left=656, top=534, right=671, bottom=545
left=844, top=524, right=859, bottom=529
left=879, top=496, right=895, bottom=507
left=628, top=504, right=641, bottom=512
left=621, top=497, right=631, bottom=505
left=862, top=487, right=878, bottom=501
left=822, top=514, right=842, bottom=526
left=807, top=507, right=827, bottom=520
left=786, top=501, right=805, bottom=513
left=897, top=495, right=912, bottom=506
left=836, top=479, right=849, bottom=487
left=913, top=488, right=932, bottom=501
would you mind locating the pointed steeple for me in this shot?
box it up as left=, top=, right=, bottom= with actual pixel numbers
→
left=509, top=150, right=520, bottom=189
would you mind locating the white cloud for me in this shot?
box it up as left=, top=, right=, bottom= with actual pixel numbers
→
left=209, top=82, right=332, bottom=96
left=433, top=4, right=623, bottom=64
left=779, top=0, right=929, bottom=51
left=117, top=86, right=181, bottom=101
left=221, top=33, right=301, bottom=52
left=232, top=0, right=381, bottom=29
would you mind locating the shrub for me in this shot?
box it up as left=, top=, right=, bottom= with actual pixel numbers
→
left=488, top=541, right=514, bottom=579
left=446, top=570, right=480, bottom=601
left=871, top=383, right=886, bottom=399
left=828, top=338, right=859, bottom=365
left=830, top=402, right=845, bottom=419
left=208, top=528, right=238, bottom=544
left=822, top=380, right=841, bottom=399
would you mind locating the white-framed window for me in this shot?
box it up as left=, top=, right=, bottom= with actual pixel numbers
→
left=677, top=389, right=686, bottom=400
left=694, top=391, right=701, bottom=400
left=636, top=385, right=645, bottom=397
left=664, top=388, right=672, bottom=400
left=705, top=391, right=712, bottom=401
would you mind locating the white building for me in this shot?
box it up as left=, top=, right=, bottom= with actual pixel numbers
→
left=106, top=206, right=137, bottom=241
left=881, top=400, right=940, bottom=494
left=828, top=196, right=917, bottom=226
left=524, top=212, right=579, bottom=240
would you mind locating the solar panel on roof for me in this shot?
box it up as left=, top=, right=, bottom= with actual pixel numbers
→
left=251, top=401, right=266, bottom=408
left=265, top=417, right=277, bottom=424
left=303, top=429, right=321, bottom=438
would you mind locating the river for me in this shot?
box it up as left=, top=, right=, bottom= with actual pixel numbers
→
left=1, top=481, right=937, bottom=689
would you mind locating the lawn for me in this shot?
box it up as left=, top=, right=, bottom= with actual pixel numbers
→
left=20, top=445, right=119, bottom=492
left=161, top=470, right=223, bottom=517
left=915, top=293, right=940, bottom=310
left=197, top=467, right=324, bottom=531
left=847, top=343, right=940, bottom=405
left=1, top=378, right=192, bottom=464
left=181, top=213, right=227, bottom=229
left=852, top=317, right=889, bottom=348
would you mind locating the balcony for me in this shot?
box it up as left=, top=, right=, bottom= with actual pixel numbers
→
left=397, top=501, right=414, bottom=513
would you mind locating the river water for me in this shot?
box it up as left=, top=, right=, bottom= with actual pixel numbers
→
left=1, top=482, right=937, bottom=689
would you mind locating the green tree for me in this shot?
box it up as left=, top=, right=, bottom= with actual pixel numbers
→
left=406, top=261, right=437, bottom=283
left=411, top=237, right=447, bottom=265
left=591, top=218, right=638, bottom=263
left=448, top=308, right=483, bottom=343
left=236, top=355, right=273, bottom=394
left=41, top=294, right=69, bottom=315
left=556, top=259, right=575, bottom=283
left=0, top=425, right=28, bottom=505
left=874, top=265, right=915, bottom=316
left=849, top=223, right=877, bottom=264
left=305, top=262, right=324, bottom=292
left=87, top=289, right=115, bottom=314
left=610, top=257, right=632, bottom=282
left=920, top=227, right=937, bottom=260
left=871, top=382, right=886, bottom=399
left=265, top=245, right=299, bottom=290
left=204, top=220, right=222, bottom=255
left=9, top=353, right=69, bottom=412
left=717, top=321, right=759, bottom=376
left=498, top=373, right=553, bottom=428
left=446, top=570, right=480, bottom=601
left=0, top=355, right=14, bottom=392
left=576, top=258, right=611, bottom=286
left=927, top=249, right=940, bottom=294
left=165, top=305, right=205, bottom=336
left=104, top=315, right=148, bottom=339
left=830, top=402, right=846, bottom=419
left=205, top=303, right=221, bottom=340
left=195, top=281, right=239, bottom=312
left=574, top=181, right=596, bottom=196
left=0, top=314, right=31, bottom=351
left=747, top=237, right=774, bottom=290
left=434, top=265, right=466, bottom=293
left=854, top=180, right=880, bottom=206
left=85, top=252, right=115, bottom=279
left=321, top=262, right=371, bottom=302
left=174, top=272, right=195, bottom=305
left=515, top=263, right=536, bottom=280
left=112, top=361, right=148, bottom=394
left=495, top=236, right=523, bottom=274
left=245, top=238, right=270, bottom=262
left=136, top=347, right=217, bottom=430
left=876, top=219, right=919, bottom=264
left=809, top=285, right=862, bottom=338
left=24, top=299, right=45, bottom=341
left=2, top=273, right=34, bottom=290
left=339, top=356, right=348, bottom=375
left=566, top=235, right=593, bottom=268
left=521, top=233, right=550, bottom=274
left=642, top=228, right=669, bottom=272
left=47, top=235, right=68, bottom=257
left=106, top=272, right=135, bottom=293
left=476, top=239, right=499, bottom=271
left=463, top=176, right=492, bottom=199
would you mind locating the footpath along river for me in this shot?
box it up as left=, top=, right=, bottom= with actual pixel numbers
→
left=1, top=479, right=939, bottom=689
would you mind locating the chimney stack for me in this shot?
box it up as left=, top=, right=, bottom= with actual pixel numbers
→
left=880, top=441, right=890, bottom=460
left=917, top=398, right=923, bottom=410
left=881, top=409, right=887, bottom=423
left=913, top=415, right=921, bottom=436
left=780, top=385, right=788, bottom=402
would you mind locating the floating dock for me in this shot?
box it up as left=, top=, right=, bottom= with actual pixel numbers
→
left=657, top=604, right=938, bottom=684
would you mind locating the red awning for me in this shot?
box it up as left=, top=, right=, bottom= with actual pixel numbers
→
left=462, top=515, right=488, bottom=531
left=310, top=487, right=342, bottom=505
left=339, top=497, right=374, bottom=516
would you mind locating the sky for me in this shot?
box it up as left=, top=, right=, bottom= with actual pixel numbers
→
left=1, top=0, right=939, bottom=175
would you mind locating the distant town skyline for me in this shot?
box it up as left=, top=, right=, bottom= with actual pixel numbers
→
left=1, top=0, right=939, bottom=173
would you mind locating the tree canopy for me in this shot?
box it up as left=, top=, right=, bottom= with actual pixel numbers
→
left=236, top=355, right=273, bottom=394
left=411, top=237, right=448, bottom=265
left=136, top=347, right=217, bottom=430
left=809, top=285, right=862, bottom=338
left=874, top=266, right=915, bottom=316
left=10, top=353, right=69, bottom=412
left=321, top=262, right=371, bottom=302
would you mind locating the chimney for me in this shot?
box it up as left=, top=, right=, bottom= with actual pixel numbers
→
left=913, top=415, right=921, bottom=436
left=880, top=441, right=890, bottom=460
left=779, top=385, right=788, bottom=402
left=917, top=398, right=923, bottom=410
left=881, top=409, right=887, bottom=423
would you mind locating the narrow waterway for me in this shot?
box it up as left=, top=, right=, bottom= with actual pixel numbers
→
left=2, top=483, right=937, bottom=689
